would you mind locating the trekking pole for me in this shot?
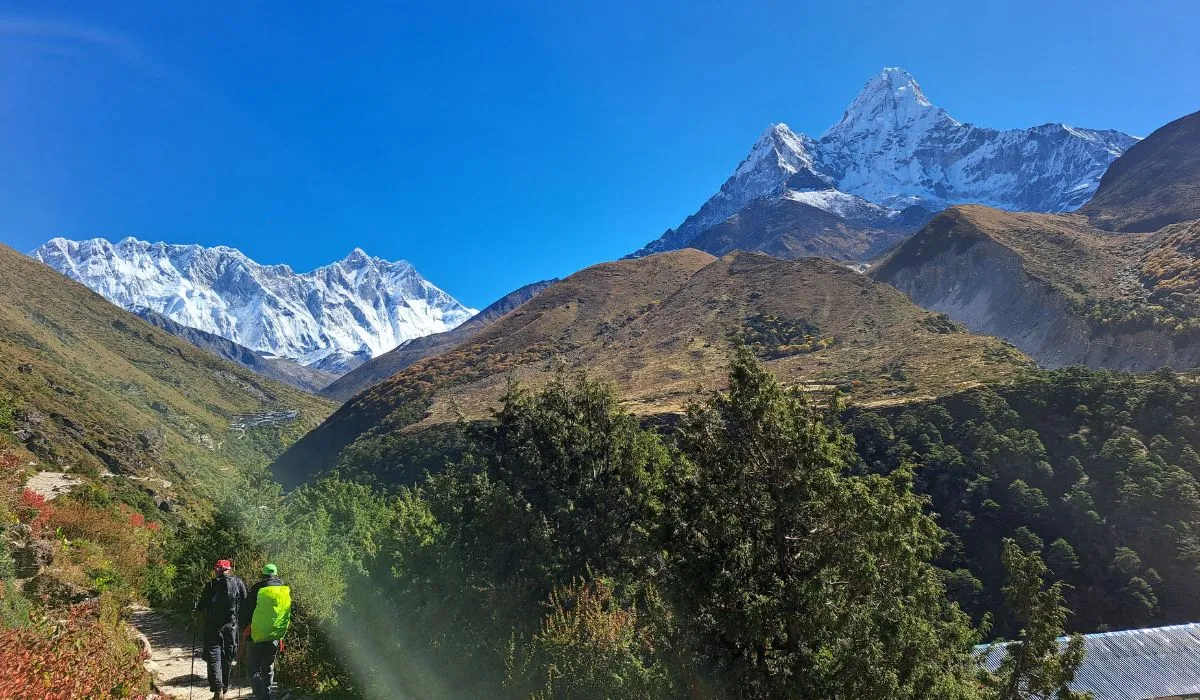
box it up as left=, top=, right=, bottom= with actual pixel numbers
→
left=189, top=620, right=197, bottom=700
left=236, top=626, right=249, bottom=699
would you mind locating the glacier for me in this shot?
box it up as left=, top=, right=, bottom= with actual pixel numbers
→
left=634, top=67, right=1139, bottom=257
left=31, top=237, right=478, bottom=372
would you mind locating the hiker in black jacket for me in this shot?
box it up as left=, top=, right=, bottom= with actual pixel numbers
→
left=193, top=559, right=248, bottom=700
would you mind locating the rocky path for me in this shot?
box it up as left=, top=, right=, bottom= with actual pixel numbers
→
left=128, top=607, right=303, bottom=699
left=23, top=470, right=81, bottom=500
left=129, top=607, right=266, bottom=699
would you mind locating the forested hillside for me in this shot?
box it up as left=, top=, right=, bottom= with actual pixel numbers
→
left=216, top=351, right=1083, bottom=698
left=849, top=367, right=1200, bottom=635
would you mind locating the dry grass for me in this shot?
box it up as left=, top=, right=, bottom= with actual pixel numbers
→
left=304, top=249, right=1033, bottom=476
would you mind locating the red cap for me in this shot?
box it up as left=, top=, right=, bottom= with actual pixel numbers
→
left=214, top=559, right=232, bottom=572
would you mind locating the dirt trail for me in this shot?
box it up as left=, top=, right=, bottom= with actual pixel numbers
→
left=24, top=471, right=81, bottom=500
left=129, top=607, right=262, bottom=699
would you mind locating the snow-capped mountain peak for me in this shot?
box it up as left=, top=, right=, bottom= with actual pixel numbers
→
left=737, top=123, right=816, bottom=178
left=338, top=247, right=378, bottom=267
left=31, top=237, right=478, bottom=372
left=632, top=67, right=1139, bottom=259
left=822, top=67, right=955, bottom=143
left=856, top=67, right=934, bottom=111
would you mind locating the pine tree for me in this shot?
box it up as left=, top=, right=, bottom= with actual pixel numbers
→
left=985, top=539, right=1089, bottom=700
left=669, top=347, right=981, bottom=698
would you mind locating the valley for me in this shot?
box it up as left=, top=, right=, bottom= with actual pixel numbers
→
left=0, top=242, right=334, bottom=498
left=3, top=54, right=1199, bottom=700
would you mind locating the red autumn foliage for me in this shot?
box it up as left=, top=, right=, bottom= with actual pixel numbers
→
left=19, top=488, right=53, bottom=535
left=0, top=451, right=20, bottom=469
left=122, top=507, right=162, bottom=533
left=19, top=488, right=45, bottom=509
left=0, top=599, right=151, bottom=699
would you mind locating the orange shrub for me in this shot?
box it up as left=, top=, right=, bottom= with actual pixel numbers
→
left=47, top=500, right=156, bottom=591
left=0, top=597, right=151, bottom=699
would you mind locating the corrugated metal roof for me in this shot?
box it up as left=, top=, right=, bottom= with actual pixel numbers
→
left=978, top=623, right=1200, bottom=699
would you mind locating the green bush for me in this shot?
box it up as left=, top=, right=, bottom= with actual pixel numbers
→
left=0, top=392, right=15, bottom=431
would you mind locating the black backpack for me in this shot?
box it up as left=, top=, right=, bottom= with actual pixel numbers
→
left=204, top=575, right=242, bottom=624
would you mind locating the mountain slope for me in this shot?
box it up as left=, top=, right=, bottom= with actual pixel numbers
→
left=0, top=243, right=335, bottom=504
left=30, top=238, right=477, bottom=372
left=871, top=106, right=1200, bottom=370
left=639, top=125, right=828, bottom=255
left=868, top=206, right=1200, bottom=369
left=272, top=249, right=1030, bottom=486
left=133, top=307, right=338, bottom=393
left=634, top=68, right=1135, bottom=260
left=686, top=191, right=929, bottom=262
left=1079, top=110, right=1200, bottom=232
left=320, top=279, right=557, bottom=402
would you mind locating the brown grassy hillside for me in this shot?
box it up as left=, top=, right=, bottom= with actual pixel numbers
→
left=875, top=206, right=1148, bottom=303
left=1080, top=110, right=1200, bottom=232
left=272, top=249, right=1029, bottom=485
left=0, top=244, right=335, bottom=505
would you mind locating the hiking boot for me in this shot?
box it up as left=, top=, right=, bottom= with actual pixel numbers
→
left=210, top=691, right=224, bottom=700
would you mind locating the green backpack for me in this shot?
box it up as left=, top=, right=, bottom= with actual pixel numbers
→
left=250, top=584, right=292, bottom=643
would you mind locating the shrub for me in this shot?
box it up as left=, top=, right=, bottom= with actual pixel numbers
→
left=507, top=578, right=676, bottom=699
left=0, top=595, right=151, bottom=699
left=17, top=489, right=53, bottom=536
left=47, top=499, right=162, bottom=597
left=0, top=393, right=15, bottom=431
left=735, top=312, right=832, bottom=358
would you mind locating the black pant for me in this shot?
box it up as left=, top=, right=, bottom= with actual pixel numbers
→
left=202, top=622, right=238, bottom=692
left=247, top=639, right=280, bottom=699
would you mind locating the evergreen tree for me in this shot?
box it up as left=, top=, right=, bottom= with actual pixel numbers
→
left=985, top=539, right=1088, bottom=700
left=670, top=347, right=980, bottom=699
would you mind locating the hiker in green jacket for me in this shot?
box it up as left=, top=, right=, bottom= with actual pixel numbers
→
left=239, top=563, right=292, bottom=700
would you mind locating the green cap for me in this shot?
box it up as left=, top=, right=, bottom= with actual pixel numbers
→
left=262, top=563, right=278, bottom=576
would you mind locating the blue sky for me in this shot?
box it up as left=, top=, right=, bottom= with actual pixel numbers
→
left=1, top=0, right=1197, bottom=307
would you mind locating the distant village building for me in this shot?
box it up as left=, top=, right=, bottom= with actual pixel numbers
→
left=979, top=624, right=1200, bottom=700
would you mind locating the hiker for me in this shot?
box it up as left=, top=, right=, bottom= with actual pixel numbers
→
left=193, top=559, right=248, bottom=700
left=240, top=563, right=292, bottom=700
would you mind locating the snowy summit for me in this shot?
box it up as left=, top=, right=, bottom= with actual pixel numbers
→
left=31, top=238, right=477, bottom=372
left=634, top=67, right=1138, bottom=257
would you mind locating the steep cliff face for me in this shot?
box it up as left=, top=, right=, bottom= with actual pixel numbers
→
left=871, top=208, right=1200, bottom=370
left=133, top=307, right=338, bottom=393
